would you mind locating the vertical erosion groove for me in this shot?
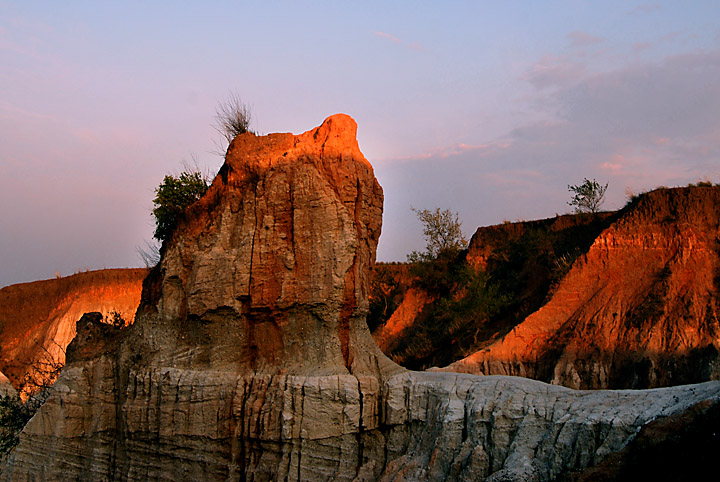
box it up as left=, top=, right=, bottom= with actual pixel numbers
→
left=355, top=376, right=365, bottom=476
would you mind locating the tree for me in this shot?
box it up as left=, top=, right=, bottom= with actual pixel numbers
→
left=0, top=394, right=32, bottom=459
left=214, top=93, right=253, bottom=145
left=406, top=208, right=469, bottom=297
left=568, top=178, right=608, bottom=214
left=136, top=239, right=161, bottom=267
left=407, top=207, right=468, bottom=262
left=152, top=171, right=209, bottom=242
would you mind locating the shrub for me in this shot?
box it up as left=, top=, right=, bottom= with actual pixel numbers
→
left=105, top=311, right=127, bottom=328
left=152, top=170, right=209, bottom=242
left=214, top=93, right=253, bottom=144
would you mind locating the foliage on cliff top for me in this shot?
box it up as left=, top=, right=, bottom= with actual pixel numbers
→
left=568, top=178, right=608, bottom=214
left=214, top=93, right=254, bottom=145
left=152, top=171, right=209, bottom=242
left=407, top=207, right=467, bottom=264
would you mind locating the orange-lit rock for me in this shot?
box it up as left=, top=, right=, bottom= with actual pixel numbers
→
left=0, top=268, right=146, bottom=395
left=372, top=287, right=433, bottom=352
left=151, top=113, right=390, bottom=375
left=445, top=187, right=720, bottom=389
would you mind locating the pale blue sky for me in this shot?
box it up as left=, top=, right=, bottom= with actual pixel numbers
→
left=2, top=1, right=719, bottom=287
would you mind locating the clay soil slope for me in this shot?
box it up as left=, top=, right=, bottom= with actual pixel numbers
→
left=446, top=186, right=720, bottom=389
left=0, top=268, right=147, bottom=392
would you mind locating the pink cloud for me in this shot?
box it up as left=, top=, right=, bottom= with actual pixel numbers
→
left=522, top=54, right=586, bottom=89
left=600, top=162, right=622, bottom=172
left=600, top=154, right=626, bottom=172
left=633, top=41, right=652, bottom=52
left=634, top=31, right=686, bottom=52
left=567, top=30, right=604, bottom=47
left=0, top=101, right=55, bottom=121
left=374, top=31, right=401, bottom=44
left=382, top=141, right=507, bottom=163
left=628, top=4, right=661, bottom=15
left=485, top=169, right=546, bottom=188
left=373, top=31, right=423, bottom=51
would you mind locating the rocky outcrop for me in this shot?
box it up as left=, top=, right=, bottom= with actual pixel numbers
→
left=0, top=269, right=146, bottom=395
left=4, top=116, right=720, bottom=481
left=446, top=187, right=720, bottom=389
left=8, top=364, right=720, bottom=481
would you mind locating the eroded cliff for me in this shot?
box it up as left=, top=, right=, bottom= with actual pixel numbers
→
left=371, top=214, right=612, bottom=370
left=0, top=268, right=146, bottom=395
left=4, top=116, right=720, bottom=481
left=446, top=187, right=720, bottom=389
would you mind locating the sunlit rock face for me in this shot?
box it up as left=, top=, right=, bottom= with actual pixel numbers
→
left=4, top=116, right=720, bottom=481
left=372, top=286, right=434, bottom=352
left=149, top=113, right=392, bottom=376
left=0, top=268, right=146, bottom=396
left=445, top=187, right=720, bottom=389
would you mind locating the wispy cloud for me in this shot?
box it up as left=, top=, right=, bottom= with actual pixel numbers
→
left=379, top=48, right=720, bottom=260
left=628, top=4, right=661, bottom=15
left=382, top=142, right=504, bottom=162
left=373, top=31, right=423, bottom=51
left=484, top=169, right=547, bottom=188
left=0, top=101, right=55, bottom=121
left=522, top=54, right=586, bottom=90
left=374, top=31, right=401, bottom=44
left=567, top=30, right=604, bottom=47
left=633, top=41, right=652, bottom=52
left=633, top=31, right=685, bottom=52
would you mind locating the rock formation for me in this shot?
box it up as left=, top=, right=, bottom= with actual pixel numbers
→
left=446, top=187, right=720, bottom=389
left=4, top=116, right=720, bottom=481
left=0, top=269, right=146, bottom=395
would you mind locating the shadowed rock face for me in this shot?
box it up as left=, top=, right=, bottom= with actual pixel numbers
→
left=4, top=116, right=720, bottom=481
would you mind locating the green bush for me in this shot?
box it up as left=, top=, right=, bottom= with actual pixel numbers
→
left=152, top=171, right=209, bottom=242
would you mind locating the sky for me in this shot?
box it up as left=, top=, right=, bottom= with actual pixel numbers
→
left=2, top=1, right=720, bottom=288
